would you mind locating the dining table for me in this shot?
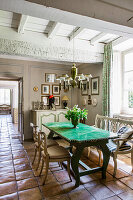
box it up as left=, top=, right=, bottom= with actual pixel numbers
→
left=42, top=122, right=118, bottom=187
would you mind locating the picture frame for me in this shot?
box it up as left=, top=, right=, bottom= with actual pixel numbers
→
left=41, top=96, right=49, bottom=105
left=45, top=73, right=56, bottom=83
left=91, top=77, right=99, bottom=95
left=81, top=81, right=88, bottom=96
left=54, top=96, right=60, bottom=106
left=41, top=84, right=50, bottom=95
left=52, top=85, right=60, bottom=95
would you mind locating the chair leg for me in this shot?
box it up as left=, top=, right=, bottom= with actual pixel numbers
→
left=113, top=154, right=117, bottom=177
left=35, top=148, right=41, bottom=170
left=39, top=159, right=45, bottom=176
left=131, top=149, right=133, bottom=171
left=88, top=147, right=91, bottom=158
left=67, top=159, right=72, bottom=182
left=42, top=160, right=49, bottom=185
left=97, top=149, right=102, bottom=166
left=32, top=148, right=37, bottom=165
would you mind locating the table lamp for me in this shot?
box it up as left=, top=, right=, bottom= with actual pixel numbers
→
left=62, top=96, right=69, bottom=108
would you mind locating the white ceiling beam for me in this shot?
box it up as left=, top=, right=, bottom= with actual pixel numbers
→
left=69, top=27, right=84, bottom=41
left=48, top=22, right=61, bottom=38
left=0, top=0, right=133, bottom=38
left=90, top=32, right=107, bottom=44
left=18, top=15, right=28, bottom=34
left=112, top=36, right=129, bottom=47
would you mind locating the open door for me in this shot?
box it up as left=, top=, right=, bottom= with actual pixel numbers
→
left=18, top=78, right=24, bottom=143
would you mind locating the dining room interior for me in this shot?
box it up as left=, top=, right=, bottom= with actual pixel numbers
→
left=0, top=0, right=133, bottom=199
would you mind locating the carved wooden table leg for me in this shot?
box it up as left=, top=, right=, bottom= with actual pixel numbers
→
left=71, top=145, right=84, bottom=187
left=100, top=141, right=110, bottom=179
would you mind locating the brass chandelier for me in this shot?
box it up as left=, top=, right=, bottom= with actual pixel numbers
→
left=56, top=64, right=92, bottom=91
left=56, top=27, right=92, bottom=91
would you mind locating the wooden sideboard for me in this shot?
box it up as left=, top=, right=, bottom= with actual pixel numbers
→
left=31, top=109, right=68, bottom=134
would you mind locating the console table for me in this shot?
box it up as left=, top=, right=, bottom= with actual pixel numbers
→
left=31, top=109, right=68, bottom=134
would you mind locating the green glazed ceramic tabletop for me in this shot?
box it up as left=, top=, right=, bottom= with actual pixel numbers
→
left=43, top=122, right=118, bottom=142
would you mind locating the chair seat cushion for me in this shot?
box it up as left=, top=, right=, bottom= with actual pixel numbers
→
left=42, top=145, right=70, bottom=159
left=117, top=126, right=129, bottom=136
left=119, top=128, right=133, bottom=147
left=107, top=140, right=131, bottom=152
left=47, top=139, right=59, bottom=147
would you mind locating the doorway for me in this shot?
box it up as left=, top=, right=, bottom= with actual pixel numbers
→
left=0, top=78, right=24, bottom=143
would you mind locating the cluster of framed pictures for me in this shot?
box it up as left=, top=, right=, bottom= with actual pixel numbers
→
left=81, top=77, right=99, bottom=96
left=41, top=73, right=60, bottom=106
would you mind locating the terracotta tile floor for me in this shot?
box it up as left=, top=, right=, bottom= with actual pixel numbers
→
left=0, top=115, right=133, bottom=199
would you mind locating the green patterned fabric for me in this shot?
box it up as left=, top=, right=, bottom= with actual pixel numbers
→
left=43, top=122, right=117, bottom=142
left=102, top=43, right=113, bottom=116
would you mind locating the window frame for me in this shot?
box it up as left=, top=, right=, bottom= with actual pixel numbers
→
left=121, top=49, right=133, bottom=114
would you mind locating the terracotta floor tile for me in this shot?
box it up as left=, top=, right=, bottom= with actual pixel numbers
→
left=53, top=170, right=72, bottom=183
left=120, top=176, right=133, bottom=189
left=87, top=183, right=115, bottom=200
left=105, top=196, right=121, bottom=200
left=0, top=192, right=18, bottom=200
left=15, top=170, right=34, bottom=181
left=13, top=157, right=29, bottom=165
left=13, top=152, right=27, bottom=159
left=14, top=163, right=31, bottom=172
left=37, top=174, right=57, bottom=185
left=69, top=188, right=95, bottom=200
left=17, top=177, right=38, bottom=191
left=0, top=167, right=14, bottom=175
left=0, top=172, right=15, bottom=184
left=93, top=172, right=116, bottom=183
left=84, top=180, right=101, bottom=189
left=108, top=168, right=129, bottom=178
left=40, top=182, right=63, bottom=198
left=45, top=194, right=69, bottom=200
left=104, top=180, right=131, bottom=195
left=18, top=187, right=42, bottom=200
left=0, top=155, right=12, bottom=162
left=0, top=160, right=13, bottom=168
left=0, top=181, right=17, bottom=196
left=118, top=190, right=133, bottom=200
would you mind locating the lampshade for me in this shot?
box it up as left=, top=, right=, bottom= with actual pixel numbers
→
left=62, top=96, right=69, bottom=101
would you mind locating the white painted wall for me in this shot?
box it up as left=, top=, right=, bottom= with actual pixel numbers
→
left=0, top=58, right=72, bottom=139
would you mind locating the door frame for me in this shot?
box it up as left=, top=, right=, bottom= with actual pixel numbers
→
left=0, top=76, right=24, bottom=143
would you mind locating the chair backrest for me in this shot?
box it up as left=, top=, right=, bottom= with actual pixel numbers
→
left=95, top=114, right=133, bottom=132
left=30, top=123, right=39, bottom=143
left=40, top=132, right=48, bottom=156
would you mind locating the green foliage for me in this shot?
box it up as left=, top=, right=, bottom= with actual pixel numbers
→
left=128, top=90, right=133, bottom=108
left=65, top=105, right=88, bottom=121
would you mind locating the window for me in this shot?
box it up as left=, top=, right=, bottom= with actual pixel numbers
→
left=0, top=89, right=11, bottom=105
left=122, top=51, right=133, bottom=113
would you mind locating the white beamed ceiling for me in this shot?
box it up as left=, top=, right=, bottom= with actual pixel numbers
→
left=0, top=9, right=131, bottom=63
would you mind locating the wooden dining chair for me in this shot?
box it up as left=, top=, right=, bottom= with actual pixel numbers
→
left=39, top=132, right=72, bottom=184
left=30, top=123, right=59, bottom=170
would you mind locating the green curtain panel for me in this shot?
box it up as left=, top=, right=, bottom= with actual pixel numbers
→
left=102, top=43, right=112, bottom=116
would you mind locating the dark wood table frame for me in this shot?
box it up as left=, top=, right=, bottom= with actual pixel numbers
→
left=44, top=125, right=114, bottom=187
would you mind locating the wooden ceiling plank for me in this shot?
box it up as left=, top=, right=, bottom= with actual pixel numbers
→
left=18, top=15, right=28, bottom=34
left=47, top=22, right=61, bottom=38
left=112, top=36, right=130, bottom=47
left=69, top=27, right=84, bottom=41
left=90, top=32, right=107, bottom=44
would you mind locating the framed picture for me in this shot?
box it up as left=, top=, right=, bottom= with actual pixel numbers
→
left=52, top=85, right=60, bottom=95
left=81, top=81, right=88, bottom=96
left=45, top=73, right=56, bottom=83
left=91, top=77, right=99, bottom=95
left=88, top=99, right=92, bottom=105
left=41, top=84, right=50, bottom=95
left=41, top=96, right=49, bottom=105
left=54, top=96, right=60, bottom=106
